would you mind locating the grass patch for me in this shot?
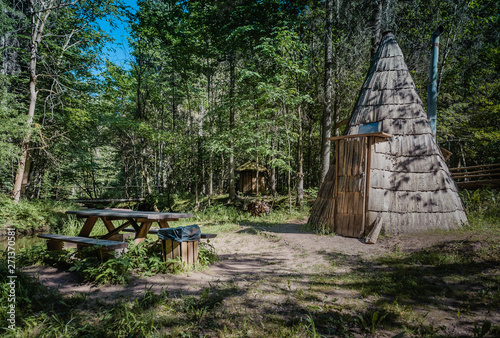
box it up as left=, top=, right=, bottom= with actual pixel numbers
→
left=0, top=195, right=79, bottom=233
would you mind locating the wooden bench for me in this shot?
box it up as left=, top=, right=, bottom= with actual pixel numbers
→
left=38, top=234, right=128, bottom=252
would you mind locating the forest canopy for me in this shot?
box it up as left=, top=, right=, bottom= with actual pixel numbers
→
left=1, top=0, right=499, bottom=204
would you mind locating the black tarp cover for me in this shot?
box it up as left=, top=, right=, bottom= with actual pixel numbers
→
left=157, top=224, right=201, bottom=242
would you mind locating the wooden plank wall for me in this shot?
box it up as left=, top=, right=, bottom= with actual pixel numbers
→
left=162, top=240, right=199, bottom=265
left=334, top=138, right=367, bottom=237
left=240, top=171, right=266, bottom=194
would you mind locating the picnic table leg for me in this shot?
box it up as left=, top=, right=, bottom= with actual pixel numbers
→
left=78, top=216, right=98, bottom=237
left=158, top=220, right=170, bottom=228
left=102, top=217, right=116, bottom=232
left=128, top=218, right=140, bottom=232
left=134, top=221, right=153, bottom=244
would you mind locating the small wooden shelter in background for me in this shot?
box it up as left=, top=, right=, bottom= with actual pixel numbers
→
left=237, top=161, right=267, bottom=195
left=309, top=32, right=467, bottom=243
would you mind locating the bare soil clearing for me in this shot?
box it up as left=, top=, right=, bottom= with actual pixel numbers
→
left=25, top=220, right=499, bottom=336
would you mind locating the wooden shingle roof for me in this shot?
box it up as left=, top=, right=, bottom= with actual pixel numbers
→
left=236, top=161, right=267, bottom=172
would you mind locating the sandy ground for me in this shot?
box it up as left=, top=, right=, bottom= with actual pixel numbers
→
left=25, top=221, right=391, bottom=298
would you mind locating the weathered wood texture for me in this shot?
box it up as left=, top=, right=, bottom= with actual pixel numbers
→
left=308, top=137, right=370, bottom=236
left=162, top=240, right=199, bottom=265
left=328, top=132, right=392, bottom=141
left=334, top=138, right=367, bottom=237
left=66, top=209, right=193, bottom=220
left=236, top=161, right=268, bottom=195
left=38, top=234, right=128, bottom=250
left=309, top=32, right=467, bottom=241
left=239, top=171, right=266, bottom=194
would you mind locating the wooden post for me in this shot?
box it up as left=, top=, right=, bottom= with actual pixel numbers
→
left=361, top=137, right=372, bottom=237
left=135, top=222, right=153, bottom=244
left=333, top=139, right=339, bottom=232
left=46, top=239, right=63, bottom=251
left=78, top=216, right=98, bottom=237
left=102, top=217, right=116, bottom=232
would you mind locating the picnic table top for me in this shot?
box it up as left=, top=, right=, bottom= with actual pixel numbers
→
left=66, top=209, right=193, bottom=220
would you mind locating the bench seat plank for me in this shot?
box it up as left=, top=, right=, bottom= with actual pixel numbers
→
left=38, top=234, right=128, bottom=250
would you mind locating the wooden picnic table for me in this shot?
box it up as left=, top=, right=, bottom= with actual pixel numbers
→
left=65, top=209, right=193, bottom=244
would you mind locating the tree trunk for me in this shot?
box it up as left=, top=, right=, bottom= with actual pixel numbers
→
left=288, top=138, right=292, bottom=214
left=255, top=103, right=260, bottom=196
left=270, top=138, right=277, bottom=198
left=320, top=0, right=333, bottom=185
left=296, top=105, right=304, bottom=207
left=13, top=2, right=54, bottom=203
left=306, top=112, right=313, bottom=188
left=228, top=52, right=236, bottom=201
left=255, top=154, right=259, bottom=196
left=206, top=66, right=214, bottom=202
left=370, top=0, right=383, bottom=61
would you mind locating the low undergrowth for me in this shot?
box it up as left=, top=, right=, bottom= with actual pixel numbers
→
left=14, top=238, right=219, bottom=285
left=0, top=195, right=78, bottom=233
left=0, top=192, right=311, bottom=237
left=460, top=187, right=500, bottom=230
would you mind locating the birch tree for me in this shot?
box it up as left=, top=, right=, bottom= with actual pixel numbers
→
left=11, top=0, right=118, bottom=202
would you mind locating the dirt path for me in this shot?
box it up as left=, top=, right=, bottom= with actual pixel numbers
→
left=24, top=220, right=452, bottom=299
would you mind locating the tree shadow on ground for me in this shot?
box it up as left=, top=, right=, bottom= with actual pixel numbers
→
left=319, top=239, right=500, bottom=333
left=235, top=220, right=312, bottom=234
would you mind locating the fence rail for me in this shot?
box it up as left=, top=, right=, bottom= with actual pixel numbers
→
left=51, top=185, right=164, bottom=200
left=68, top=198, right=145, bottom=203
left=450, top=163, right=500, bottom=189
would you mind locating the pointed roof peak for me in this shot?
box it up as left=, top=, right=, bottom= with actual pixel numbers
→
left=346, top=32, right=431, bottom=136
left=382, top=29, right=394, bottom=36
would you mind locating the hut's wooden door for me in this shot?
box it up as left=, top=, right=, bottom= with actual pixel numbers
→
left=334, top=137, right=368, bottom=237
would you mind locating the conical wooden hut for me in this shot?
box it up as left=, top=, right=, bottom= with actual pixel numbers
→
left=309, top=32, right=467, bottom=243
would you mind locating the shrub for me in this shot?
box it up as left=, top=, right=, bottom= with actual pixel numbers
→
left=16, top=237, right=220, bottom=285
left=0, top=194, right=77, bottom=233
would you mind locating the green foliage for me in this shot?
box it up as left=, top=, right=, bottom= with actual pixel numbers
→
left=143, top=192, right=173, bottom=212
left=356, top=309, right=390, bottom=335
left=69, top=250, right=132, bottom=285
left=0, top=254, right=62, bottom=325
left=460, top=188, right=500, bottom=218
left=17, top=244, right=73, bottom=268
left=126, top=238, right=172, bottom=276
left=0, top=0, right=498, bottom=205
left=0, top=78, right=24, bottom=194
left=473, top=320, right=492, bottom=338
left=460, top=188, right=500, bottom=232
left=17, top=236, right=220, bottom=285
left=198, top=241, right=219, bottom=266
left=0, top=194, right=76, bottom=232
